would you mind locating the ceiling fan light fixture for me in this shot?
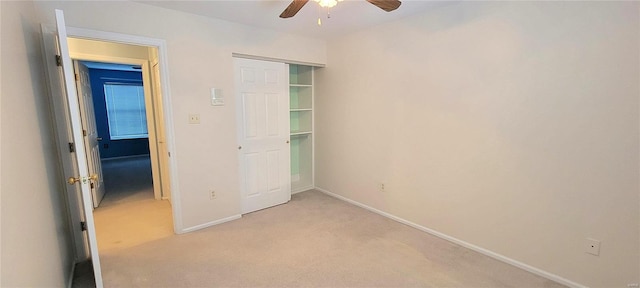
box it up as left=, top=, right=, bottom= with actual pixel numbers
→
left=279, top=0, right=401, bottom=19
left=314, top=0, right=341, bottom=8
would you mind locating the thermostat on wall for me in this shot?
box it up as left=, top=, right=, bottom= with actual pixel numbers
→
left=211, top=88, right=224, bottom=106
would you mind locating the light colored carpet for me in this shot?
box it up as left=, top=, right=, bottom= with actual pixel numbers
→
left=97, top=190, right=565, bottom=287
left=95, top=156, right=174, bottom=252
left=99, top=155, right=155, bottom=206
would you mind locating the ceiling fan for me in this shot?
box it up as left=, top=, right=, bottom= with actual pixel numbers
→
left=279, top=0, right=402, bottom=18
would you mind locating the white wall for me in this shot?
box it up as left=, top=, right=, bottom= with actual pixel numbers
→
left=33, top=0, right=327, bottom=230
left=315, top=2, right=639, bottom=287
left=0, top=1, right=75, bottom=286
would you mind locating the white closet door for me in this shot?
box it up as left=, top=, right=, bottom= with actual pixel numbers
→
left=235, top=58, right=291, bottom=214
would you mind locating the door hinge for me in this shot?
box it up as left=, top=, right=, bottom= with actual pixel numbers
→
left=75, top=73, right=79, bottom=81
left=80, top=221, right=87, bottom=231
left=55, top=55, right=62, bottom=66
left=83, top=130, right=87, bottom=137
left=68, top=142, right=75, bottom=153
left=90, top=182, right=94, bottom=189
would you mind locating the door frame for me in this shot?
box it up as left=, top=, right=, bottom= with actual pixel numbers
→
left=65, top=26, right=182, bottom=231
left=41, top=25, right=184, bottom=265
left=68, top=52, right=163, bottom=202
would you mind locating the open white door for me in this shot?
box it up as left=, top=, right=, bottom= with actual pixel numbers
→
left=55, top=9, right=104, bottom=287
left=235, top=58, right=291, bottom=214
left=74, top=61, right=105, bottom=208
left=151, top=61, right=172, bottom=201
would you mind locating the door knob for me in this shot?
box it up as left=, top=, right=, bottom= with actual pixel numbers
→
left=68, top=177, right=80, bottom=185
left=238, top=146, right=242, bottom=150
left=286, top=140, right=290, bottom=144
left=67, top=174, right=98, bottom=185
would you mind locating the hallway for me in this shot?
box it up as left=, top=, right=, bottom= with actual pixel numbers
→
left=94, top=156, right=173, bottom=252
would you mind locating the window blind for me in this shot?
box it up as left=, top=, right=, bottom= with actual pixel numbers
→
left=103, top=83, right=148, bottom=140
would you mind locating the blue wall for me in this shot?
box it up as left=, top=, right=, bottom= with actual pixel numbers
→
left=88, top=68, right=150, bottom=159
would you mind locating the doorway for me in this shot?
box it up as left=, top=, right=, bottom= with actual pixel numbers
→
left=74, top=59, right=174, bottom=251
left=42, top=15, right=180, bottom=286
left=66, top=38, right=174, bottom=282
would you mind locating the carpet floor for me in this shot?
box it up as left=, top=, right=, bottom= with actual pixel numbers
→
left=75, top=156, right=565, bottom=287
left=73, top=155, right=173, bottom=287
left=95, top=190, right=565, bottom=287
left=95, top=155, right=174, bottom=252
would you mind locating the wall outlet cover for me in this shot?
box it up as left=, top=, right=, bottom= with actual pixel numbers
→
left=189, top=114, right=201, bottom=124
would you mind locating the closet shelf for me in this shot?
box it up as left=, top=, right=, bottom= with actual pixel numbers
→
left=290, top=64, right=314, bottom=194
left=290, top=131, right=312, bottom=136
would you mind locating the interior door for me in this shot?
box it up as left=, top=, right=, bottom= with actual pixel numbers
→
left=55, top=9, right=104, bottom=288
left=152, top=62, right=171, bottom=201
left=74, top=61, right=105, bottom=208
left=235, top=58, right=291, bottom=214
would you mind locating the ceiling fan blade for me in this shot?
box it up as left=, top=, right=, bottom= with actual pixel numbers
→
left=366, top=0, right=402, bottom=12
left=280, top=0, right=309, bottom=18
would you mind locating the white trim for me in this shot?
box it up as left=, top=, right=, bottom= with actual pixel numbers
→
left=68, top=53, right=144, bottom=67
left=232, top=53, right=325, bottom=68
left=66, top=27, right=162, bottom=48
left=315, top=187, right=587, bottom=288
left=67, top=261, right=76, bottom=288
left=310, top=67, right=315, bottom=191
left=292, top=186, right=313, bottom=194
left=180, top=214, right=242, bottom=234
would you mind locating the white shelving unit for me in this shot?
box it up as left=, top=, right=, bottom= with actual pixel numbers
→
left=289, top=64, right=314, bottom=193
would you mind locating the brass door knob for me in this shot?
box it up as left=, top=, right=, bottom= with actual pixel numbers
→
left=68, top=177, right=80, bottom=185
left=88, top=174, right=98, bottom=182
left=286, top=140, right=290, bottom=144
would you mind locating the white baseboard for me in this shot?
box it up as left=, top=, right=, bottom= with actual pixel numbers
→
left=315, top=187, right=586, bottom=288
left=292, top=186, right=314, bottom=194
left=67, top=261, right=77, bottom=288
left=180, top=214, right=242, bottom=234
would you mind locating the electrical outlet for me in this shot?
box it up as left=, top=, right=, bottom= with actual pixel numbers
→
left=189, top=114, right=201, bottom=124
left=378, top=183, right=385, bottom=192
left=584, top=238, right=601, bottom=256
left=209, top=190, right=216, bottom=200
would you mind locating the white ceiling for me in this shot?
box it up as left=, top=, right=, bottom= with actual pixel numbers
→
left=135, top=0, right=452, bottom=39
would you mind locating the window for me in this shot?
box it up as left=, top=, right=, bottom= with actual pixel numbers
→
left=103, top=83, right=148, bottom=140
